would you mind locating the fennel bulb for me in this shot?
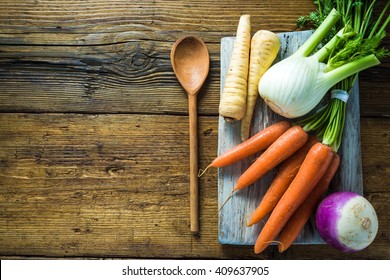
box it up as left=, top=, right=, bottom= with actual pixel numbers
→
left=259, top=55, right=329, bottom=118
left=258, top=8, right=380, bottom=119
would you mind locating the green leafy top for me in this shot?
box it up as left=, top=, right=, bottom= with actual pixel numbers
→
left=296, top=0, right=389, bottom=152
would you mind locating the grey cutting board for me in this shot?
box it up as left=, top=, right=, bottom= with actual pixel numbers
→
left=218, top=31, right=363, bottom=246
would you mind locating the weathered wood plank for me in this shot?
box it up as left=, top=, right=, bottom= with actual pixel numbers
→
left=359, top=66, right=390, bottom=117
left=1, top=42, right=387, bottom=116
left=0, top=113, right=211, bottom=258
left=0, top=0, right=388, bottom=116
left=0, top=113, right=389, bottom=259
left=360, top=118, right=390, bottom=194
left=0, top=41, right=220, bottom=115
left=0, top=0, right=316, bottom=44
left=0, top=0, right=389, bottom=261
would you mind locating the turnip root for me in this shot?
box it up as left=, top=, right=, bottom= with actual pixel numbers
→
left=316, top=191, right=378, bottom=252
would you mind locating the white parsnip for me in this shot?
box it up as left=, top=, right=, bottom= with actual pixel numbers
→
left=219, top=14, right=251, bottom=122
left=240, top=30, right=280, bottom=141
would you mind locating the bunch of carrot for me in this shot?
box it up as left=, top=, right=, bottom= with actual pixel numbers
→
left=206, top=120, right=340, bottom=253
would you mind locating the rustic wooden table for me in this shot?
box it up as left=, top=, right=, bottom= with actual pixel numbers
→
left=0, top=0, right=389, bottom=260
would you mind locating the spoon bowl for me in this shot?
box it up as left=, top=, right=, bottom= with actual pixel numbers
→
left=170, top=36, right=210, bottom=234
left=171, top=35, right=210, bottom=95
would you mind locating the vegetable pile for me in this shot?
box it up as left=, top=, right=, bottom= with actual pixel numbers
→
left=210, top=0, right=388, bottom=254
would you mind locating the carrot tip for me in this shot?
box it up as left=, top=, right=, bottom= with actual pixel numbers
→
left=218, top=190, right=235, bottom=212
left=245, top=213, right=252, bottom=227
left=278, top=241, right=285, bottom=253
left=247, top=215, right=266, bottom=227
left=254, top=240, right=284, bottom=254
left=198, top=164, right=212, bottom=177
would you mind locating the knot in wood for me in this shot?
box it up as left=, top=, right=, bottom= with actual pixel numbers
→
left=130, top=52, right=150, bottom=69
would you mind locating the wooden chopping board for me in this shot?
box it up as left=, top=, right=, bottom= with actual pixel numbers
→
left=218, top=31, right=363, bottom=246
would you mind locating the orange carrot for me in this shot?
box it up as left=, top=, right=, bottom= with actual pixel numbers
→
left=254, top=142, right=334, bottom=254
left=233, top=125, right=308, bottom=192
left=278, top=152, right=340, bottom=252
left=247, top=135, right=319, bottom=226
left=200, top=121, right=291, bottom=175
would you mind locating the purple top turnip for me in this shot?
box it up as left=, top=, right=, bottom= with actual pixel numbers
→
left=316, top=191, right=378, bottom=252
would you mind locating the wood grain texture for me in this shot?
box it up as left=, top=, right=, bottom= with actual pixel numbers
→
left=0, top=0, right=389, bottom=259
left=0, top=113, right=207, bottom=258
left=0, top=0, right=388, bottom=116
left=0, top=0, right=315, bottom=116
left=0, top=113, right=389, bottom=259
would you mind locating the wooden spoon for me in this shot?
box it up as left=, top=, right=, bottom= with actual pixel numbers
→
left=170, top=35, right=210, bottom=234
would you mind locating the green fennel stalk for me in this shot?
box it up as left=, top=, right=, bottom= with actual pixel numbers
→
left=296, top=0, right=389, bottom=152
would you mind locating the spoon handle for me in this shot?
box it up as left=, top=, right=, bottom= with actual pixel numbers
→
left=188, top=93, right=199, bottom=234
